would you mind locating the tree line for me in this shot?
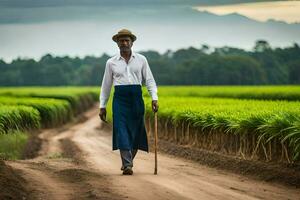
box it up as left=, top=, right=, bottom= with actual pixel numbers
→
left=0, top=40, right=299, bottom=86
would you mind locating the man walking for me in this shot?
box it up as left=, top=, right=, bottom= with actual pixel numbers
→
left=99, top=29, right=159, bottom=175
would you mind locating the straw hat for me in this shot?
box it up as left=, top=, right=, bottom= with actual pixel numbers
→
left=112, top=29, right=137, bottom=42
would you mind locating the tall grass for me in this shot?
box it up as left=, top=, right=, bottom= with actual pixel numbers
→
left=0, top=131, right=28, bottom=160
left=0, top=105, right=40, bottom=133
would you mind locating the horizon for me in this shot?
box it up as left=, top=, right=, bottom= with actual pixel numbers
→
left=1, top=41, right=299, bottom=64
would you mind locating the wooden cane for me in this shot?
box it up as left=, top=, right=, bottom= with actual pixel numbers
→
left=154, top=111, right=158, bottom=175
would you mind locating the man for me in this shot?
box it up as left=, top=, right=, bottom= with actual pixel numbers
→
left=99, top=29, right=159, bottom=175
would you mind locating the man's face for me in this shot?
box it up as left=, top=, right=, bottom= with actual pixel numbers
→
left=117, top=36, right=133, bottom=52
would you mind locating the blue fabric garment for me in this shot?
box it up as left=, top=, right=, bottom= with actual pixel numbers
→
left=112, top=85, right=149, bottom=152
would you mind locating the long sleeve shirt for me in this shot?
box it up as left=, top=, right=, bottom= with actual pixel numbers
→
left=99, top=51, right=158, bottom=108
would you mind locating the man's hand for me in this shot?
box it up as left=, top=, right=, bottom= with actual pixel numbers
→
left=99, top=108, right=107, bottom=122
left=152, top=100, right=159, bottom=113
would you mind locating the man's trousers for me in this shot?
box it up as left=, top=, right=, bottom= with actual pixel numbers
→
left=120, top=149, right=138, bottom=169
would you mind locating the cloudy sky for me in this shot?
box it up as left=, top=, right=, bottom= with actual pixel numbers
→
left=195, top=1, right=300, bottom=23
left=0, top=0, right=300, bottom=62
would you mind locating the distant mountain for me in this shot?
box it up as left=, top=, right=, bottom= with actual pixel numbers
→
left=0, top=0, right=296, bottom=8
left=0, top=2, right=296, bottom=26
left=0, top=0, right=299, bottom=61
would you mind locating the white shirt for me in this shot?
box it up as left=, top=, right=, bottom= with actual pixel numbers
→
left=99, top=51, right=158, bottom=108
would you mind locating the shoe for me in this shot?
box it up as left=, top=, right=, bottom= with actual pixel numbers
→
left=121, top=164, right=134, bottom=171
left=122, top=166, right=133, bottom=175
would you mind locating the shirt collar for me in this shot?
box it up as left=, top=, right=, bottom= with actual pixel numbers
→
left=116, top=51, right=136, bottom=60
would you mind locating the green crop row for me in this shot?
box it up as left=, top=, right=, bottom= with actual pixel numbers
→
left=0, top=87, right=99, bottom=114
left=0, top=105, right=40, bottom=134
left=0, top=87, right=101, bottom=129
left=142, top=85, right=300, bottom=101
left=145, top=97, right=300, bottom=162
left=0, top=97, right=72, bottom=127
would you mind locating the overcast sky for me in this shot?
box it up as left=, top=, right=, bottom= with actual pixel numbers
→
left=0, top=0, right=299, bottom=62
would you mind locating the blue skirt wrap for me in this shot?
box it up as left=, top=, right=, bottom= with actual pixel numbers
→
left=112, top=85, right=148, bottom=152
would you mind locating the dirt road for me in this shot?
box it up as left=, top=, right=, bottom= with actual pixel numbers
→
left=5, top=106, right=300, bottom=200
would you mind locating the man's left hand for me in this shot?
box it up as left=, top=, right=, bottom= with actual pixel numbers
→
left=152, top=100, right=159, bottom=113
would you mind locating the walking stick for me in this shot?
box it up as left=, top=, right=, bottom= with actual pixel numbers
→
left=154, top=111, right=158, bottom=175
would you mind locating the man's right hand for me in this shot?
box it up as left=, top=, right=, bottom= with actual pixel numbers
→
left=99, top=108, right=107, bottom=122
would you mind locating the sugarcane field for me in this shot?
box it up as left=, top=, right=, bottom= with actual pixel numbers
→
left=0, top=86, right=299, bottom=199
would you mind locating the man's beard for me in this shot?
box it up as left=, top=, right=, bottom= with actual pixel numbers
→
left=120, top=46, right=131, bottom=52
